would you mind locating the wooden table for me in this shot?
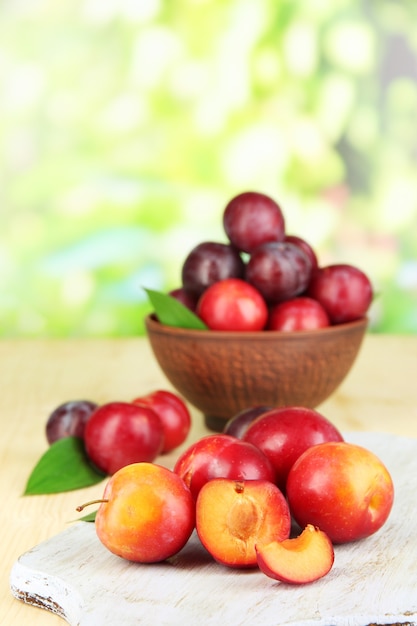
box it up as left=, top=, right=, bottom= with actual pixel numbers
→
left=2, top=335, right=417, bottom=625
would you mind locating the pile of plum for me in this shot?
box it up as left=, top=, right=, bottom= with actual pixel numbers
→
left=169, top=191, right=373, bottom=331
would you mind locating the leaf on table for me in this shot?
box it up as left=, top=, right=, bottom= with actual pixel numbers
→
left=24, top=437, right=106, bottom=495
left=71, top=510, right=97, bottom=523
left=144, top=287, right=208, bottom=330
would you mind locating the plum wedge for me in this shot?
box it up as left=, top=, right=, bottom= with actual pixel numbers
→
left=256, top=524, right=334, bottom=584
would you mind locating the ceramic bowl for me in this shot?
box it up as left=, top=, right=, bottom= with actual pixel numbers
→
left=145, top=314, right=368, bottom=431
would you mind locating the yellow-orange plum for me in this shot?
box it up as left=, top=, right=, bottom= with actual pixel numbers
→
left=94, top=463, right=195, bottom=562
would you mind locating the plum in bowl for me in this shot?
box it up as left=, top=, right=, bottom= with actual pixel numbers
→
left=145, top=314, right=368, bottom=432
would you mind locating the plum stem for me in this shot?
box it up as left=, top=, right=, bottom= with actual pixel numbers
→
left=76, top=499, right=108, bottom=512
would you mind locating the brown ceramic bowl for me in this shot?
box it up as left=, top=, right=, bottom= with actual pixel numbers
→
left=145, top=314, right=368, bottom=432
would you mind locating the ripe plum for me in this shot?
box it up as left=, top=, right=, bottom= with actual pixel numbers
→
left=46, top=400, right=98, bottom=445
left=267, top=297, right=330, bottom=331
left=84, top=402, right=164, bottom=475
left=223, top=405, right=273, bottom=439
left=132, top=389, right=191, bottom=453
left=168, top=287, right=198, bottom=311
left=307, top=263, right=373, bottom=323
left=246, top=241, right=312, bottom=304
left=223, top=191, right=285, bottom=253
left=284, top=235, right=318, bottom=272
left=196, top=278, right=268, bottom=331
left=174, top=433, right=276, bottom=499
left=181, top=241, right=245, bottom=298
left=243, top=406, right=343, bottom=491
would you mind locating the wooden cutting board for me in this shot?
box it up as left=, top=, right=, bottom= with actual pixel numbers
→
left=9, top=432, right=417, bottom=626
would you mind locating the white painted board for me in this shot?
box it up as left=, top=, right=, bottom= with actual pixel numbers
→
left=10, top=432, right=417, bottom=625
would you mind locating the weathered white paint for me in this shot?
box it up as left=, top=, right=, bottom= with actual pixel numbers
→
left=9, top=433, right=417, bottom=626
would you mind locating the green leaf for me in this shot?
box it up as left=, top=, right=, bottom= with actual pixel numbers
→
left=71, top=510, right=97, bottom=523
left=24, top=437, right=106, bottom=495
left=144, top=287, right=208, bottom=330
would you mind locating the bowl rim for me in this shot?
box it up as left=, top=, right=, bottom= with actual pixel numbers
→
left=145, top=313, right=368, bottom=341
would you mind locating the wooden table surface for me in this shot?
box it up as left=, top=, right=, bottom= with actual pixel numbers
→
left=2, top=335, right=417, bottom=625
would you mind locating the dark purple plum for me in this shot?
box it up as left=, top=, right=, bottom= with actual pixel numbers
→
left=245, top=241, right=313, bottom=304
left=284, top=235, right=318, bottom=272
left=181, top=241, right=245, bottom=298
left=168, top=287, right=198, bottom=311
left=223, top=406, right=274, bottom=439
left=223, top=191, right=285, bottom=253
left=46, top=400, right=98, bottom=445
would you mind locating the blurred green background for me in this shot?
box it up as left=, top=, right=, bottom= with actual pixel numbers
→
left=1, top=0, right=417, bottom=337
